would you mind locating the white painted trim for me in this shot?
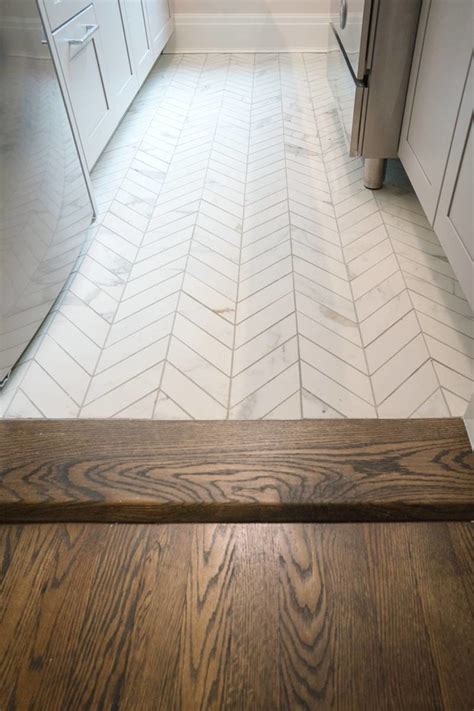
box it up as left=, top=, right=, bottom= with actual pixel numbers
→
left=463, top=396, right=474, bottom=451
left=164, top=13, right=333, bottom=53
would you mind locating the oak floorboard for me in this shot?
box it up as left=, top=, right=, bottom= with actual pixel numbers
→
left=0, top=522, right=472, bottom=710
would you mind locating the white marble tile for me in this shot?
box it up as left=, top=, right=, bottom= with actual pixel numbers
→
left=264, top=390, right=302, bottom=418
left=378, top=362, right=438, bottom=417
left=371, top=334, right=429, bottom=405
left=153, top=391, right=192, bottom=419
left=17, top=361, right=80, bottom=418
left=300, top=336, right=373, bottom=403
left=229, top=362, right=300, bottom=419
left=5, top=389, right=45, bottom=418
left=98, top=313, right=174, bottom=372
left=302, top=389, right=344, bottom=418
left=160, top=363, right=227, bottom=419
left=167, top=336, right=230, bottom=405
left=81, top=363, right=164, bottom=418
left=301, top=362, right=376, bottom=418
left=231, top=337, right=298, bottom=407
left=87, top=337, right=168, bottom=404
left=3, top=52, right=473, bottom=421
left=411, top=389, right=450, bottom=418
left=443, top=389, right=469, bottom=417
left=35, top=335, right=90, bottom=406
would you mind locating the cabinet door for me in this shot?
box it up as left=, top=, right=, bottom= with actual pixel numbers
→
left=434, top=60, right=473, bottom=309
left=93, top=0, right=139, bottom=118
left=399, top=0, right=471, bottom=223
left=122, top=0, right=154, bottom=83
left=143, top=0, right=173, bottom=59
left=53, top=5, right=113, bottom=168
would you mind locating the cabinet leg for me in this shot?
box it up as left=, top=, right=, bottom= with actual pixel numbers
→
left=364, top=158, right=386, bottom=190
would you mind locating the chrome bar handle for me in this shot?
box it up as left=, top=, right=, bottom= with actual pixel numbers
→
left=67, top=23, right=99, bottom=46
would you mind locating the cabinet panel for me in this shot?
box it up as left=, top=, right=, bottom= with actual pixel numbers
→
left=53, top=5, right=112, bottom=167
left=434, top=60, right=473, bottom=309
left=93, top=0, right=138, bottom=116
left=143, top=0, right=173, bottom=57
left=449, top=125, right=472, bottom=257
left=399, top=0, right=471, bottom=222
left=122, top=0, right=154, bottom=83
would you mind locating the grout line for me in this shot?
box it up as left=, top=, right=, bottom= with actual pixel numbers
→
left=78, top=55, right=187, bottom=416
left=232, top=333, right=297, bottom=380
left=375, top=191, right=453, bottom=416
left=301, top=357, right=376, bottom=409
left=5, top=53, right=472, bottom=421
left=278, top=53, right=305, bottom=418
left=230, top=360, right=298, bottom=413
left=84, top=361, right=166, bottom=413
left=406, top=387, right=440, bottom=418
left=152, top=54, right=219, bottom=418
left=93, top=333, right=170, bottom=378
left=156, top=56, right=235, bottom=399
left=227, top=52, right=256, bottom=419
left=262, top=388, right=301, bottom=419
left=302, top=52, right=377, bottom=417
left=170, top=333, right=232, bottom=378
left=375, top=358, right=431, bottom=409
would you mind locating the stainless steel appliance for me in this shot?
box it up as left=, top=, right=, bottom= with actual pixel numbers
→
left=328, top=0, right=421, bottom=188
left=0, top=0, right=95, bottom=385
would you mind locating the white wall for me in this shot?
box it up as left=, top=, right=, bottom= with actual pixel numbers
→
left=166, top=0, right=332, bottom=52
left=173, top=1, right=330, bottom=12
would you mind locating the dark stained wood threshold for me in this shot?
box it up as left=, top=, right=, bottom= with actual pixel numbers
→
left=0, top=418, right=473, bottom=523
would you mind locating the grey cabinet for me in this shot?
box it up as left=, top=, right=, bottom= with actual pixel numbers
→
left=399, top=0, right=473, bottom=308
left=434, top=60, right=473, bottom=307
left=399, top=0, right=471, bottom=222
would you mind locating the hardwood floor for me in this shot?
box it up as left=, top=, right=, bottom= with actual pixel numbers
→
left=0, top=521, right=472, bottom=710
left=1, top=419, right=472, bottom=522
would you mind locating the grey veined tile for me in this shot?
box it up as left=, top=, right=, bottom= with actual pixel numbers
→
left=3, top=52, right=473, bottom=421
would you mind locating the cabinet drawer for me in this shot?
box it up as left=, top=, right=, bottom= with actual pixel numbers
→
left=44, top=0, right=92, bottom=31
left=53, top=5, right=111, bottom=167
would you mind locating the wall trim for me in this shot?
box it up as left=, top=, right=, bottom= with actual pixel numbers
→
left=164, top=13, right=333, bottom=53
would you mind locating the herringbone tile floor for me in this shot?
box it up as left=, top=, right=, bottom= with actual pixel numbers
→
left=1, top=53, right=472, bottom=419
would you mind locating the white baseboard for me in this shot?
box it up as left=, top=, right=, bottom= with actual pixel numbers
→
left=164, top=13, right=333, bottom=53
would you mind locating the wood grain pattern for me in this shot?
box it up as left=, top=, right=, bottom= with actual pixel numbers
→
left=0, top=419, right=473, bottom=523
left=0, top=522, right=472, bottom=710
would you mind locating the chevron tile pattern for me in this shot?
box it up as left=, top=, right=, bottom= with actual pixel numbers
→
left=1, top=53, right=472, bottom=419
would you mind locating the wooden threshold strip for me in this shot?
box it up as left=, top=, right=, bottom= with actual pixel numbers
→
left=0, top=418, right=473, bottom=523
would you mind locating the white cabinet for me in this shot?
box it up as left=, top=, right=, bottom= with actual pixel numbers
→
left=399, top=0, right=472, bottom=222
left=48, top=0, right=174, bottom=169
left=122, top=0, right=155, bottom=83
left=434, top=60, right=473, bottom=307
left=43, top=0, right=91, bottom=31
left=143, top=0, right=172, bottom=57
left=93, top=0, right=139, bottom=119
left=53, top=5, right=113, bottom=168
